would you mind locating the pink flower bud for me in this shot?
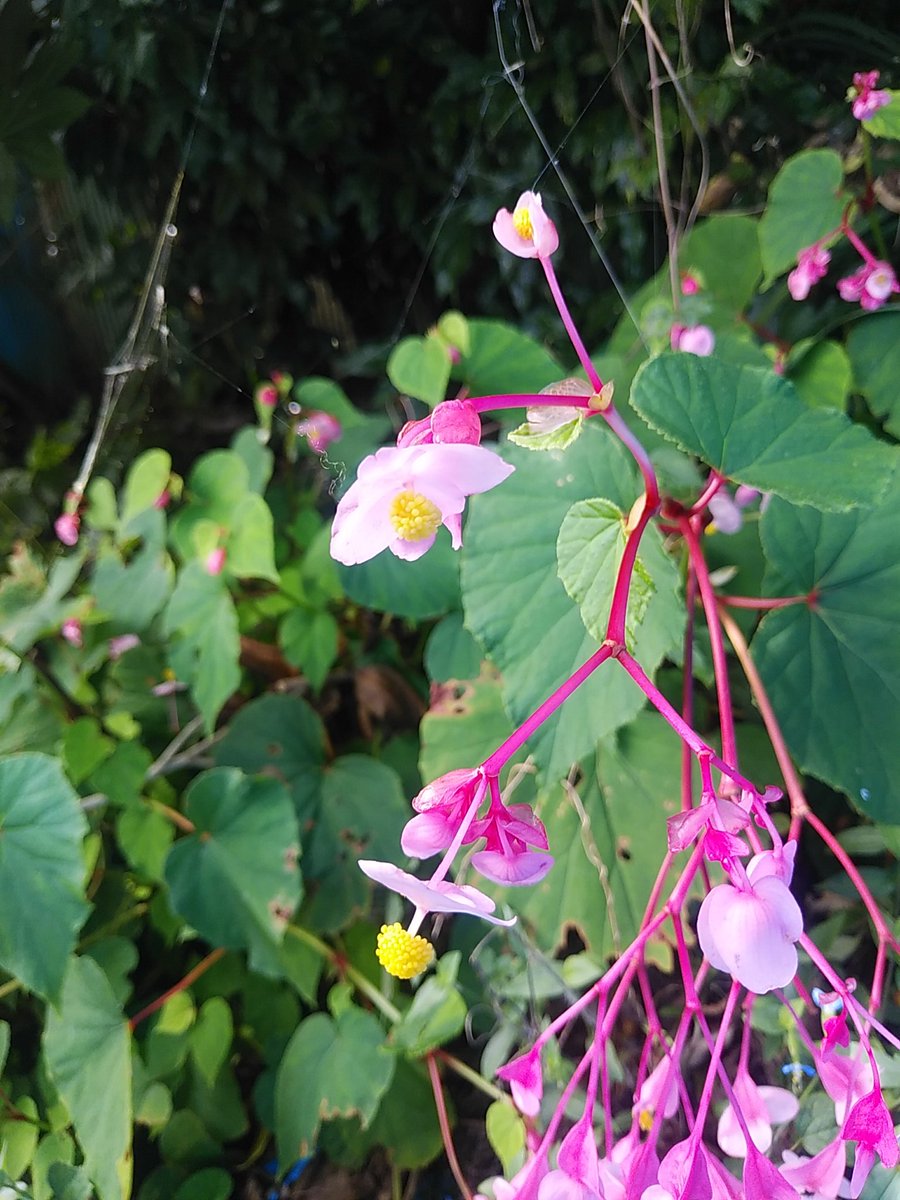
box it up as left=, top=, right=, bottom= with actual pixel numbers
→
left=497, top=1046, right=543, bottom=1117
left=61, top=618, right=83, bottom=648
left=296, top=411, right=342, bottom=453
left=205, top=547, right=226, bottom=576
left=256, top=383, right=278, bottom=407
left=153, top=489, right=171, bottom=510
left=55, top=512, right=80, bottom=546
left=671, top=324, right=715, bottom=356
left=108, top=633, right=140, bottom=660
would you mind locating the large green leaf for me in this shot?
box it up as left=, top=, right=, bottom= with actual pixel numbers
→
left=753, top=485, right=900, bottom=825
left=681, top=214, right=761, bottom=312
left=164, top=768, right=302, bottom=974
left=631, top=353, right=896, bottom=511
left=462, top=424, right=683, bottom=781
left=0, top=754, right=89, bottom=1003
left=164, top=563, right=241, bottom=731
left=337, top=526, right=461, bottom=619
left=43, top=956, right=132, bottom=1200
left=787, top=340, right=852, bottom=412
left=459, top=319, right=561, bottom=394
left=419, top=668, right=516, bottom=785
left=846, top=311, right=900, bottom=438
left=508, top=714, right=683, bottom=960
left=275, top=1007, right=395, bottom=1163
left=387, top=336, right=451, bottom=406
left=92, top=513, right=172, bottom=631
left=758, top=149, right=845, bottom=284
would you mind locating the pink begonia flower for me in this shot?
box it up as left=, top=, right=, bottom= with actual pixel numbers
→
left=55, top=512, right=80, bottom=546
left=819, top=1047, right=875, bottom=1126
left=469, top=802, right=554, bottom=886
left=681, top=272, right=701, bottom=296
left=633, top=1056, right=680, bottom=1129
left=255, top=382, right=278, bottom=407
left=205, top=546, right=227, bottom=576
left=813, top=989, right=851, bottom=1056
left=497, top=1045, right=543, bottom=1117
left=743, top=1143, right=803, bottom=1200
left=358, top=859, right=516, bottom=926
left=717, top=1061, right=799, bottom=1156
left=841, top=1086, right=899, bottom=1198
left=330, top=443, right=514, bottom=566
left=708, top=492, right=745, bottom=535
left=650, top=1137, right=741, bottom=1200
left=788, top=245, right=832, bottom=301
left=401, top=768, right=485, bottom=858
left=538, top=1115, right=601, bottom=1200
left=780, top=1137, right=847, bottom=1200
left=849, top=71, right=892, bottom=121
left=296, top=411, right=342, bottom=453
left=494, top=1156, right=549, bottom=1200
left=108, top=633, right=140, bottom=660
left=837, top=261, right=899, bottom=311
left=493, top=191, right=560, bottom=259
left=670, top=323, right=716, bottom=356
left=397, top=399, right=482, bottom=448
left=697, top=860, right=803, bottom=993
left=746, top=841, right=797, bottom=887
left=61, top=618, right=83, bottom=649
left=667, top=794, right=749, bottom=854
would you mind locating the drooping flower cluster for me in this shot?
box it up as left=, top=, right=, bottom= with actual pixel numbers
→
left=848, top=70, right=892, bottom=122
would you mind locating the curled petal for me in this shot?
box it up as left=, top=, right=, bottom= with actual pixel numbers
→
left=698, top=877, right=802, bottom=993
left=471, top=848, right=554, bottom=886
left=400, top=811, right=456, bottom=858
left=359, top=860, right=516, bottom=925
left=493, top=191, right=559, bottom=259
left=497, top=1046, right=543, bottom=1117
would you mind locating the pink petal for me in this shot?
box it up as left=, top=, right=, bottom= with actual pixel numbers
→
left=743, top=1144, right=802, bottom=1200
left=471, top=848, right=554, bottom=886
left=557, top=1115, right=600, bottom=1193
left=497, top=1047, right=543, bottom=1117
left=493, top=207, right=539, bottom=259
left=780, top=1138, right=846, bottom=1198
left=358, top=860, right=516, bottom=925
left=667, top=803, right=713, bottom=851
left=760, top=1085, right=800, bottom=1125
left=698, top=879, right=801, bottom=993
left=390, top=531, right=437, bottom=561
left=400, top=812, right=455, bottom=857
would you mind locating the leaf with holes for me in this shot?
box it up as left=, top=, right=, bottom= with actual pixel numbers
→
left=631, top=353, right=895, bottom=511
left=753, top=482, right=900, bottom=825
left=164, top=768, right=301, bottom=975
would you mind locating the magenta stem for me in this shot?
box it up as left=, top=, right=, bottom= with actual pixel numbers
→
left=690, top=981, right=742, bottom=1138
left=540, top=257, right=603, bottom=390
left=482, top=643, right=615, bottom=774
left=468, top=393, right=598, bottom=414
left=687, top=470, right=725, bottom=516
left=605, top=507, right=655, bottom=644
left=841, top=219, right=878, bottom=266
left=601, top=404, right=660, bottom=509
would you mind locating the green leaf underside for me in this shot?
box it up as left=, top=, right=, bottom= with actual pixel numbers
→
left=43, top=956, right=132, bottom=1200
left=846, top=311, right=900, bottom=438
left=164, top=768, right=301, bottom=975
left=462, top=424, right=683, bottom=782
left=758, top=149, right=845, bottom=284
left=275, top=1007, right=394, bottom=1163
left=0, top=753, right=89, bottom=1003
left=631, top=353, right=896, bottom=511
left=753, top=482, right=900, bottom=824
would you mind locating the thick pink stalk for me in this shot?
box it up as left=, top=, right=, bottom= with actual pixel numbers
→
left=540, top=257, right=603, bottom=390
left=602, top=403, right=659, bottom=509
left=482, top=643, right=615, bottom=774
left=688, top=470, right=726, bottom=516
left=606, top=506, right=656, bottom=644
left=468, top=392, right=600, bottom=414
left=841, top=218, right=878, bottom=266
left=690, top=980, right=742, bottom=1138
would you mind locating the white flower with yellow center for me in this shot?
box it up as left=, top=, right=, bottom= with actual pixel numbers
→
left=330, top=443, right=514, bottom=566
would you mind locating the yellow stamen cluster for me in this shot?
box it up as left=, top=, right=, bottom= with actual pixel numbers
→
left=513, top=205, right=534, bottom=241
left=376, top=923, right=434, bottom=979
left=390, top=490, right=441, bottom=542
left=638, top=1108, right=655, bottom=1133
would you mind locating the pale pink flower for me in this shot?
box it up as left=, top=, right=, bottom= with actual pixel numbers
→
left=358, top=859, right=516, bottom=926
left=849, top=71, right=892, bottom=121
left=538, top=1116, right=601, bottom=1200
left=743, top=1143, right=803, bottom=1200
left=670, top=324, right=715, bottom=356
left=61, top=618, right=83, bottom=648
left=697, top=869, right=803, bottom=993
left=842, top=1086, right=899, bottom=1198
left=780, top=1138, right=847, bottom=1199
left=401, top=769, right=486, bottom=858
left=813, top=989, right=851, bottom=1056
left=600, top=1129, right=643, bottom=1200
left=55, top=512, right=80, bottom=546
left=493, top=191, right=559, bottom=259
left=497, top=1045, right=543, bottom=1117
left=837, top=261, right=899, bottom=311
left=746, top=842, right=797, bottom=887
left=666, top=795, right=749, bottom=854
left=330, top=443, right=514, bottom=565
left=108, top=633, right=140, bottom=660
left=717, top=1061, right=799, bottom=1157
left=397, top=399, right=482, bottom=447
left=819, top=1047, right=875, bottom=1126
left=297, top=411, right=342, bottom=453
left=469, top=802, right=554, bottom=886
left=633, top=1056, right=680, bottom=1129
left=788, top=245, right=831, bottom=301
left=205, top=546, right=226, bottom=576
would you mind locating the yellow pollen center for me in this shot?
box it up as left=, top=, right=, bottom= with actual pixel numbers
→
left=513, top=206, right=534, bottom=241
left=390, top=490, right=441, bottom=542
left=376, top=923, right=434, bottom=979
left=638, top=1108, right=655, bottom=1133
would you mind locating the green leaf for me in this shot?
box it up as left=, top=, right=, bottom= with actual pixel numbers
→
left=423, top=611, right=482, bottom=683
left=231, top=426, right=274, bottom=492
left=278, top=608, right=338, bottom=690
left=0, top=1020, right=9, bottom=1076
left=92, top=521, right=173, bottom=631
left=462, top=426, right=683, bottom=781
left=295, top=376, right=366, bottom=428
left=753, top=483, right=900, bottom=824
left=419, top=668, right=520, bottom=786
left=190, top=998, right=233, bottom=1087
left=61, top=717, right=115, bottom=786
left=438, top=310, right=470, bottom=355
left=0, top=1095, right=39, bottom=1176
left=630, top=353, right=895, bottom=511
left=846, top=311, right=900, bottom=437
left=758, top=149, right=845, bottom=284
left=337, top=526, right=461, bottom=619
left=225, top=493, right=279, bottom=581
left=393, top=966, right=467, bottom=1057
left=47, top=1162, right=93, bottom=1200
left=164, top=768, right=302, bottom=975
left=172, top=1168, right=233, bottom=1200
left=121, top=450, right=171, bottom=525
left=360, top=1058, right=444, bottom=1168
left=787, top=340, right=852, bottom=411
left=485, top=1101, right=526, bottom=1176
left=31, top=1132, right=75, bottom=1200
left=116, top=805, right=174, bottom=883
left=43, top=956, right=132, bottom=1200
left=0, top=550, right=83, bottom=654
left=387, top=336, right=450, bottom=406
left=862, top=91, right=900, bottom=140
left=507, top=714, right=684, bottom=960
left=275, top=1007, right=395, bottom=1163
left=164, top=563, right=241, bottom=730
left=508, top=412, right=585, bottom=452
left=459, top=319, right=561, bottom=394
left=681, top=214, right=762, bottom=311
left=0, top=753, right=89, bottom=1003
left=557, top=498, right=677, bottom=647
